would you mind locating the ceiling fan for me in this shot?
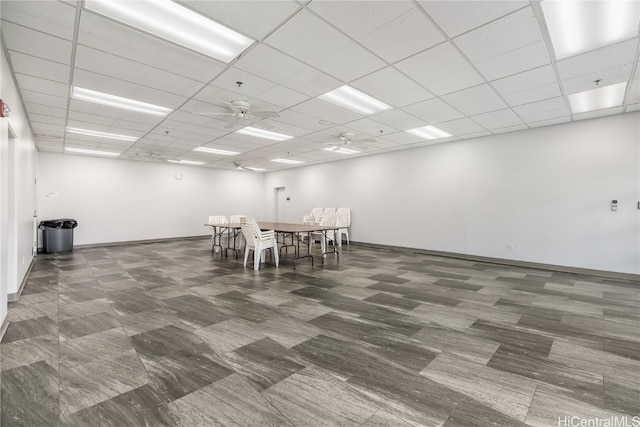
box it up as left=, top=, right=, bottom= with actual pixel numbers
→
left=233, top=160, right=262, bottom=172
left=324, top=132, right=376, bottom=152
left=193, top=100, right=279, bottom=130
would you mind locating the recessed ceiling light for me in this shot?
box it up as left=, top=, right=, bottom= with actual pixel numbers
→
left=167, top=159, right=206, bottom=165
left=541, top=0, right=640, bottom=59
left=236, top=126, right=293, bottom=141
left=568, top=82, right=628, bottom=114
left=66, top=127, right=139, bottom=141
left=406, top=125, right=452, bottom=140
left=319, top=85, right=392, bottom=115
left=84, top=0, right=254, bottom=63
left=193, top=147, right=239, bottom=156
left=72, top=87, right=172, bottom=116
left=271, top=158, right=304, bottom=165
left=323, top=146, right=360, bottom=154
left=64, top=147, right=121, bottom=157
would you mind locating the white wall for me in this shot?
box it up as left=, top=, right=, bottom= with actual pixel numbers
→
left=264, top=112, right=640, bottom=275
left=0, top=40, right=38, bottom=311
left=38, top=153, right=264, bottom=246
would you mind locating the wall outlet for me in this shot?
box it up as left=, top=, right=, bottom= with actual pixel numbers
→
left=508, top=243, right=514, bottom=250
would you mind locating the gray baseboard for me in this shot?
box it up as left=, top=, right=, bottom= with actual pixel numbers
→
left=349, top=241, right=640, bottom=282
left=64, top=234, right=210, bottom=250
left=8, top=258, right=35, bottom=302
left=0, top=313, right=8, bottom=342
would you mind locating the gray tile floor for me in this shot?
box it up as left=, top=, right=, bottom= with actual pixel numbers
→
left=1, top=238, right=638, bottom=426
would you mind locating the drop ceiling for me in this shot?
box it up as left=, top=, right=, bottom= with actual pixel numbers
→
left=1, top=0, right=639, bottom=171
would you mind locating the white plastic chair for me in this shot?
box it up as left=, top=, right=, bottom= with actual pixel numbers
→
left=208, top=215, right=229, bottom=252
left=312, top=213, right=337, bottom=254
left=240, top=217, right=279, bottom=271
left=229, top=215, right=246, bottom=249
left=303, top=207, right=323, bottom=225
left=336, top=208, right=351, bottom=246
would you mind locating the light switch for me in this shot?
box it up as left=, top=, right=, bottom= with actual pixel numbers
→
left=611, top=200, right=618, bottom=211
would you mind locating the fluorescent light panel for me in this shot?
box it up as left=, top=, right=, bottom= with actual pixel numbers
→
left=541, top=0, right=640, bottom=59
left=193, top=147, right=239, bottom=156
left=236, top=126, right=293, bottom=141
left=84, top=0, right=254, bottom=63
left=168, top=159, right=206, bottom=165
left=319, top=85, right=392, bottom=115
left=72, top=87, right=172, bottom=116
left=323, top=146, right=360, bottom=154
left=568, top=82, right=627, bottom=114
left=406, top=125, right=452, bottom=140
left=67, top=127, right=138, bottom=141
left=65, top=147, right=120, bottom=157
left=246, top=167, right=266, bottom=172
left=271, top=158, right=304, bottom=165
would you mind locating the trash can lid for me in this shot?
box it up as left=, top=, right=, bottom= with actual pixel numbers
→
left=39, top=219, right=78, bottom=229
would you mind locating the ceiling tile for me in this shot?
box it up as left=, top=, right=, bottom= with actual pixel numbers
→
left=573, top=107, right=625, bottom=122
left=369, top=109, right=425, bottom=131
left=211, top=67, right=276, bottom=98
left=471, top=108, right=523, bottom=129
left=472, top=40, right=550, bottom=81
left=234, top=44, right=307, bottom=84
left=15, top=74, right=69, bottom=98
left=352, top=67, right=434, bottom=108
left=312, top=42, right=386, bottom=82
left=1, top=0, right=76, bottom=40
left=441, top=84, right=507, bottom=116
left=556, top=39, right=639, bottom=81
left=491, top=65, right=556, bottom=95
left=513, top=96, right=566, bottom=116
left=181, top=0, right=300, bottom=40
left=500, top=82, right=561, bottom=108
left=74, top=45, right=206, bottom=97
left=264, top=10, right=352, bottom=66
left=25, top=103, right=67, bottom=119
left=21, top=90, right=68, bottom=109
left=359, top=8, right=445, bottom=64
left=270, top=110, right=326, bottom=132
left=309, top=1, right=413, bottom=40
left=437, top=117, right=486, bottom=135
left=419, top=1, right=529, bottom=37
left=343, top=118, right=397, bottom=136
left=454, top=7, right=541, bottom=62
left=281, top=67, right=342, bottom=97
left=8, top=51, right=70, bottom=83
left=290, top=98, right=362, bottom=125
left=255, top=85, right=309, bottom=109
left=562, top=63, right=633, bottom=96
left=2, top=21, right=72, bottom=64
left=76, top=12, right=226, bottom=82
left=395, top=42, right=484, bottom=95
left=402, top=98, right=463, bottom=124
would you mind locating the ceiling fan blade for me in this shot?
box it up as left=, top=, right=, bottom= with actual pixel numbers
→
left=251, top=119, right=274, bottom=130
left=225, top=116, right=239, bottom=129
left=223, top=101, right=240, bottom=114
left=192, top=111, right=233, bottom=116
left=323, top=141, right=342, bottom=145
left=356, top=137, right=376, bottom=143
left=252, top=111, right=280, bottom=118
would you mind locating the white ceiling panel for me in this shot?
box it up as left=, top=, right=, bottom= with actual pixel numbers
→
left=264, top=10, right=352, bottom=67
left=180, top=0, right=299, bottom=40
left=369, top=109, right=425, bottom=131
left=210, top=68, right=276, bottom=99
left=513, top=97, right=566, bottom=116
left=395, top=42, right=484, bottom=95
left=471, top=109, right=524, bottom=129
left=20, top=90, right=68, bottom=109
left=343, top=118, right=397, bottom=136
left=74, top=46, right=205, bottom=97
left=626, top=104, right=639, bottom=112
left=453, top=7, right=541, bottom=62
left=290, top=99, right=362, bottom=125
left=500, top=82, right=561, bottom=108
left=25, top=103, right=67, bottom=119
left=312, top=42, right=386, bottom=82
left=1, top=0, right=76, bottom=40
left=256, top=84, right=309, bottom=109
left=491, top=65, right=557, bottom=95
left=573, top=107, right=625, bottom=122
left=419, top=1, right=529, bottom=37
left=271, top=110, right=327, bottom=132
left=76, top=12, right=226, bottom=83
left=2, top=21, right=72, bottom=64
left=472, top=40, right=550, bottom=81
left=556, top=40, right=639, bottom=81
left=309, top=1, right=413, bottom=40
left=352, top=66, right=434, bottom=108
left=14, top=74, right=69, bottom=98
left=234, top=44, right=307, bottom=84
left=280, top=66, right=342, bottom=97
left=441, top=84, right=507, bottom=116
left=402, top=98, right=463, bottom=124
left=29, top=113, right=66, bottom=126
left=437, top=118, right=486, bottom=135
left=562, top=64, right=633, bottom=96
left=359, top=8, right=445, bottom=64
left=8, top=51, right=70, bottom=84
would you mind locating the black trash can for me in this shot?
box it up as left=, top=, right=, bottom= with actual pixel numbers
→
left=39, top=219, right=78, bottom=254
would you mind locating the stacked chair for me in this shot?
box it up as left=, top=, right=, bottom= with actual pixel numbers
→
left=240, top=217, right=279, bottom=271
